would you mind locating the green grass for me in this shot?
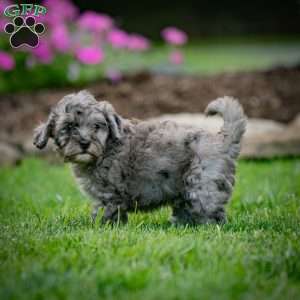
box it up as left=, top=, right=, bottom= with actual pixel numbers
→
left=0, top=158, right=300, bottom=300
left=145, top=38, right=300, bottom=74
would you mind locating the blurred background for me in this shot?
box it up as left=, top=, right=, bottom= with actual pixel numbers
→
left=73, top=0, right=300, bottom=38
left=0, top=0, right=300, bottom=165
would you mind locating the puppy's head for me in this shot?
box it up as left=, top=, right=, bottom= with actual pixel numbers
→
left=33, top=90, right=123, bottom=164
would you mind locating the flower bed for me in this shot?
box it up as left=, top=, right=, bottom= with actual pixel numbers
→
left=0, top=0, right=188, bottom=92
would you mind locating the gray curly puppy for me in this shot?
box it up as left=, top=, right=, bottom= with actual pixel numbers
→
left=33, top=90, right=246, bottom=225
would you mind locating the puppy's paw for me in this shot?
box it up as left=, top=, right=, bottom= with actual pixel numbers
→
left=33, top=124, right=48, bottom=149
left=101, top=214, right=128, bottom=226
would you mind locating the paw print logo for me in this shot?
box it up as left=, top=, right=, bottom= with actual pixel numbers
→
left=4, top=16, right=45, bottom=48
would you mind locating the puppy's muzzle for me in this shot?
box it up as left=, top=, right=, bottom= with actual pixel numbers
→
left=79, top=140, right=91, bottom=151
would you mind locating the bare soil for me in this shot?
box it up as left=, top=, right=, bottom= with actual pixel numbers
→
left=1, top=65, right=300, bottom=140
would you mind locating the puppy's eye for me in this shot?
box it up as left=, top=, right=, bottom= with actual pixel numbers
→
left=65, top=122, right=78, bottom=132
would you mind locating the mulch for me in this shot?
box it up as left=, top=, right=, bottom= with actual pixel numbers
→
left=1, top=65, right=300, bottom=140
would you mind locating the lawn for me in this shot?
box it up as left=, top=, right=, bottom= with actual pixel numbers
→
left=0, top=158, right=300, bottom=300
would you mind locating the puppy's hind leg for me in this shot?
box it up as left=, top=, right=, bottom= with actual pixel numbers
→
left=170, top=200, right=193, bottom=226
left=183, top=156, right=233, bottom=224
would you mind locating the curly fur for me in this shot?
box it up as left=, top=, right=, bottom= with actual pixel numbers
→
left=33, top=91, right=246, bottom=225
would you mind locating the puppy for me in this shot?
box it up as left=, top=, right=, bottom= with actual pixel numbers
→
left=33, top=90, right=246, bottom=225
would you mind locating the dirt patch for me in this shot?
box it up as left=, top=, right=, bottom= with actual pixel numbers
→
left=1, top=65, right=300, bottom=141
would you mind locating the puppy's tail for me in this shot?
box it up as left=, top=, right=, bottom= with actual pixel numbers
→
left=205, top=96, right=247, bottom=159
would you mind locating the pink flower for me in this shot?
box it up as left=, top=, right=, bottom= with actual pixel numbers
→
left=75, top=46, right=104, bottom=65
left=169, top=50, right=184, bottom=65
left=127, top=34, right=150, bottom=51
left=0, top=0, right=12, bottom=12
left=0, top=51, right=15, bottom=71
left=31, top=40, right=54, bottom=64
left=107, top=29, right=129, bottom=49
left=106, top=69, right=122, bottom=83
left=161, top=27, right=188, bottom=45
left=0, top=0, right=11, bottom=32
left=51, top=25, right=71, bottom=52
left=40, top=0, right=78, bottom=26
left=0, top=19, right=7, bottom=32
left=37, top=13, right=60, bottom=27
left=78, top=11, right=113, bottom=33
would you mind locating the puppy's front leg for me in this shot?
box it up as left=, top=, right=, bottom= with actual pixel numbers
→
left=101, top=203, right=128, bottom=225
left=91, top=201, right=103, bottom=223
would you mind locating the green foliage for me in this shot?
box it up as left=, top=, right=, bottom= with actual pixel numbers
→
left=0, top=158, right=300, bottom=299
left=0, top=52, right=73, bottom=93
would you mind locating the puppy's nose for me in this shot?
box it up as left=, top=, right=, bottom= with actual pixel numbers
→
left=80, top=140, right=90, bottom=150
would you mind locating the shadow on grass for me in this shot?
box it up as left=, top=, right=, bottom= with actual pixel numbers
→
left=37, top=209, right=298, bottom=236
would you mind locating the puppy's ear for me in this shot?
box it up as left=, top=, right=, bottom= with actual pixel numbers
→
left=100, top=101, right=123, bottom=140
left=33, top=112, right=55, bottom=149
